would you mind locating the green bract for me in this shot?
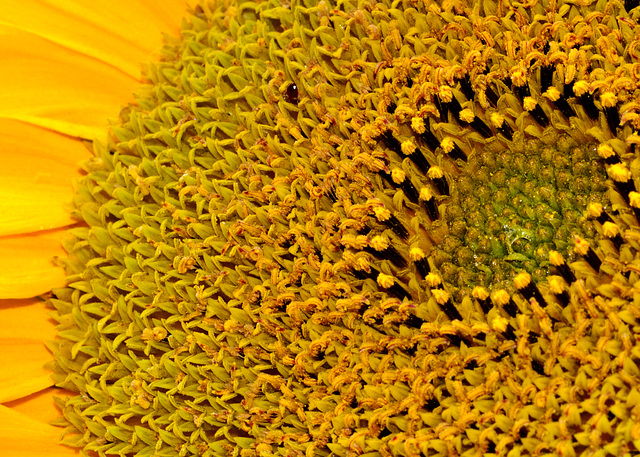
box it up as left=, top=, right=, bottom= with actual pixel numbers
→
left=53, top=0, right=640, bottom=456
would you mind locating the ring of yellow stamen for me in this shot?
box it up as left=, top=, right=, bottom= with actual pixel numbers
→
left=142, top=327, right=168, bottom=341
left=395, top=105, right=414, bottom=121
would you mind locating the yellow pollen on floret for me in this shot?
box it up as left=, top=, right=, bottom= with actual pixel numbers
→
left=355, top=257, right=370, bottom=272
left=373, top=206, right=391, bottom=221
left=341, top=234, right=369, bottom=250
left=627, top=134, right=640, bottom=147
left=459, top=108, right=475, bottom=122
left=548, top=277, right=565, bottom=294
left=440, top=136, right=455, bottom=153
left=597, top=143, right=615, bottom=159
left=548, top=250, right=565, bottom=266
left=621, top=111, right=640, bottom=127
left=588, top=202, right=604, bottom=218
left=574, top=236, right=590, bottom=256
left=431, top=289, right=450, bottom=305
left=607, top=163, right=631, bottom=182
left=428, top=166, right=444, bottom=179
left=491, top=289, right=510, bottom=307
left=438, top=85, right=453, bottom=102
left=511, top=68, right=527, bottom=87
left=391, top=168, right=406, bottom=183
left=602, top=221, right=619, bottom=238
left=359, top=126, right=377, bottom=145
left=600, top=91, right=617, bottom=108
left=401, top=139, right=416, bottom=155
left=419, top=186, right=434, bottom=200
left=394, top=105, right=414, bottom=121
left=141, top=326, right=168, bottom=341
left=377, top=273, right=395, bottom=288
left=370, top=235, right=389, bottom=251
left=490, top=112, right=505, bottom=128
left=140, top=328, right=154, bottom=341
left=366, top=198, right=383, bottom=209
left=373, top=116, right=388, bottom=130
left=409, top=247, right=425, bottom=261
left=514, top=272, right=531, bottom=289
left=472, top=286, right=489, bottom=301
left=564, top=65, right=576, bottom=85
left=630, top=192, right=640, bottom=208
left=523, top=96, right=538, bottom=111
left=411, top=116, right=426, bottom=134
left=543, top=86, right=560, bottom=101
left=425, top=273, right=442, bottom=288
left=491, top=316, right=509, bottom=332
left=573, top=80, right=590, bottom=96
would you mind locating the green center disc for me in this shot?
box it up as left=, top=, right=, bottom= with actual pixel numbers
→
left=433, top=134, right=608, bottom=294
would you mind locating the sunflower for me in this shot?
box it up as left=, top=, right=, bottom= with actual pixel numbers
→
left=0, top=1, right=193, bottom=454
left=7, top=0, right=640, bottom=456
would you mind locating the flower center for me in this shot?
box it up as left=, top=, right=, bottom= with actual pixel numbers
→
left=433, top=135, right=608, bottom=293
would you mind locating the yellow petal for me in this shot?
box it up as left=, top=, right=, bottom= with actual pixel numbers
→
left=0, top=404, right=77, bottom=457
left=0, top=120, right=89, bottom=237
left=3, top=387, right=74, bottom=425
left=0, top=0, right=195, bottom=79
left=0, top=299, right=57, bottom=403
left=0, top=26, right=139, bottom=139
left=0, top=181, right=73, bottom=238
left=0, top=229, right=68, bottom=299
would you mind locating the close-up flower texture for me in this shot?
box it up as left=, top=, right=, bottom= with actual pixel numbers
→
left=8, top=0, right=640, bottom=455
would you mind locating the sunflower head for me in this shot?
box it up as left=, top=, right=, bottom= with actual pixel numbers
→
left=51, top=0, right=640, bottom=456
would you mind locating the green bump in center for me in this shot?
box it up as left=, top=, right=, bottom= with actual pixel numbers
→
left=436, top=135, right=608, bottom=291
